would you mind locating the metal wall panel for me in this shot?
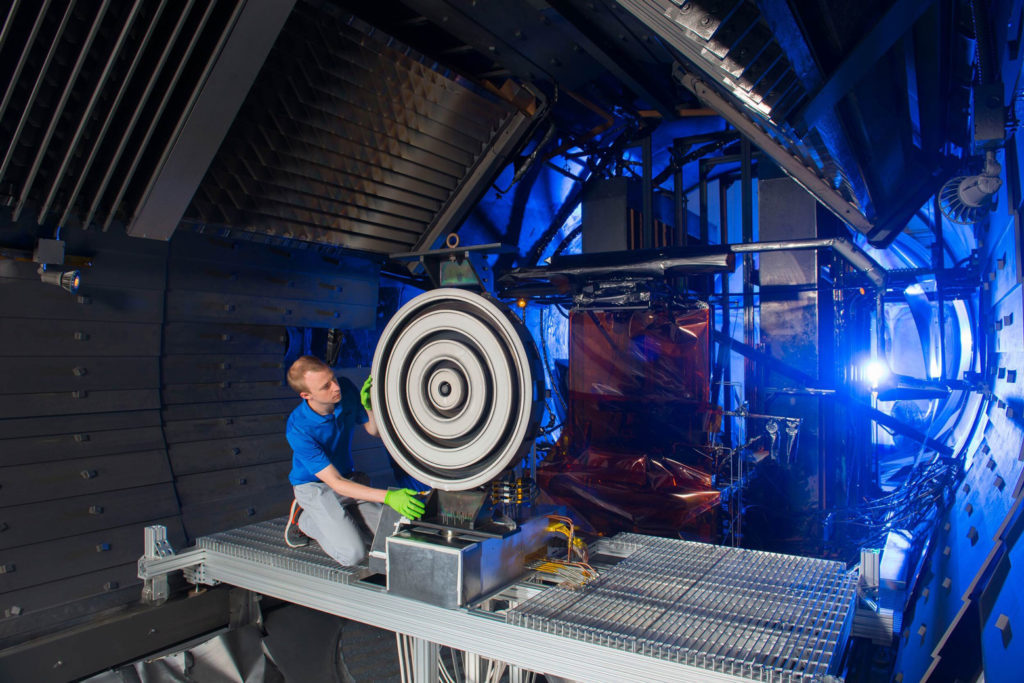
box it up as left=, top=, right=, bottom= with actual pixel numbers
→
left=0, top=484, right=180, bottom=550
left=161, top=354, right=284, bottom=384
left=168, top=260, right=378, bottom=302
left=163, top=322, right=288, bottom=355
left=0, top=451, right=172, bottom=507
left=168, top=434, right=291, bottom=476
left=0, top=281, right=163, bottom=323
left=0, top=582, right=231, bottom=682
left=175, top=462, right=291, bottom=508
left=163, top=413, right=287, bottom=445
left=0, top=212, right=179, bottom=646
left=0, top=563, right=142, bottom=640
left=162, top=380, right=294, bottom=406
left=162, top=399, right=296, bottom=423
left=0, top=427, right=166, bottom=467
left=169, top=230, right=380, bottom=277
left=0, top=254, right=166, bottom=290
left=181, top=489, right=292, bottom=540
left=893, top=211, right=1024, bottom=680
left=0, top=358, right=158, bottom=394
left=0, top=389, right=161, bottom=420
left=0, top=517, right=184, bottom=594
left=0, top=319, right=161, bottom=357
left=165, top=290, right=374, bottom=328
left=0, top=411, right=162, bottom=442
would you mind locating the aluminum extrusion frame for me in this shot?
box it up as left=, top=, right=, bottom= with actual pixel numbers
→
left=138, top=525, right=774, bottom=682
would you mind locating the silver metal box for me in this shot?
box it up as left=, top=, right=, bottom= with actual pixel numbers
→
left=386, top=515, right=548, bottom=609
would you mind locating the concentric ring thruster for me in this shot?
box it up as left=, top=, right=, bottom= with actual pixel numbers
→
left=371, top=288, right=544, bottom=490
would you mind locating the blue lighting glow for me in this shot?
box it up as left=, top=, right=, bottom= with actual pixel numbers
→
left=864, top=359, right=889, bottom=388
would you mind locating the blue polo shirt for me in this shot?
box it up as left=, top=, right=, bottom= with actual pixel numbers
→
left=286, top=376, right=367, bottom=486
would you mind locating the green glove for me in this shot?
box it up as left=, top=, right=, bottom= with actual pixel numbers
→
left=385, top=488, right=425, bottom=520
left=360, top=375, right=373, bottom=413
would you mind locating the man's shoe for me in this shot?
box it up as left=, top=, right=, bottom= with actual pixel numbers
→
left=284, top=499, right=309, bottom=548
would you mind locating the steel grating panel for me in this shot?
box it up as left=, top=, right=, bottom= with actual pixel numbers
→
left=138, top=524, right=857, bottom=682
left=508, top=535, right=857, bottom=682
left=195, top=518, right=365, bottom=584
left=186, top=6, right=528, bottom=254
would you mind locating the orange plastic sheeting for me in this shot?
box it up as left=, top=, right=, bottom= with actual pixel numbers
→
left=538, top=305, right=719, bottom=539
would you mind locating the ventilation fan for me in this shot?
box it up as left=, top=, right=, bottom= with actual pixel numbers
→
left=938, top=151, right=1003, bottom=224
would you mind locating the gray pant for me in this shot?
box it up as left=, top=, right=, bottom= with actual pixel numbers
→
left=293, top=481, right=383, bottom=566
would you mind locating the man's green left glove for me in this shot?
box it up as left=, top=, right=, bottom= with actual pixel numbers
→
left=385, top=488, right=425, bottom=519
left=360, top=375, right=373, bottom=413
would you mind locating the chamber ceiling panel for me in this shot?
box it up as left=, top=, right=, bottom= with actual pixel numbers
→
left=0, top=0, right=290, bottom=237
left=185, top=6, right=528, bottom=254
left=613, top=0, right=964, bottom=246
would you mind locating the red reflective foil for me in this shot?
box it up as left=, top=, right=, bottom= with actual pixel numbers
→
left=538, top=306, right=719, bottom=540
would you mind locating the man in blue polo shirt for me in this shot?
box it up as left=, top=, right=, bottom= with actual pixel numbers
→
left=283, top=355, right=424, bottom=566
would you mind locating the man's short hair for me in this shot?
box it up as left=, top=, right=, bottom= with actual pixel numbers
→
left=287, top=356, right=331, bottom=394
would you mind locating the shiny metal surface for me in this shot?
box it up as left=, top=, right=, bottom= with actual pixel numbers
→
left=386, top=515, right=549, bottom=608
left=195, top=518, right=366, bottom=585
left=509, top=534, right=856, bottom=681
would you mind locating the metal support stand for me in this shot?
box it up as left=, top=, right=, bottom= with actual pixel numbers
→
left=397, top=634, right=439, bottom=683
left=413, top=637, right=439, bottom=683
left=464, top=651, right=485, bottom=683
left=141, top=525, right=174, bottom=604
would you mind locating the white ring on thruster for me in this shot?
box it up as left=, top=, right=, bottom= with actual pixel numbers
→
left=404, top=339, right=485, bottom=440
left=384, top=310, right=511, bottom=470
left=372, top=288, right=539, bottom=490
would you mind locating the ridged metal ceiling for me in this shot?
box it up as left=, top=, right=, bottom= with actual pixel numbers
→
left=0, top=0, right=255, bottom=231
left=184, top=6, right=536, bottom=254
left=0, top=1, right=538, bottom=254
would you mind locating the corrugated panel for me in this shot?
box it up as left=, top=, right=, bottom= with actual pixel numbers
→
left=0, top=0, right=289, bottom=236
left=616, top=0, right=808, bottom=122
left=186, top=6, right=524, bottom=253
left=614, top=0, right=864, bottom=213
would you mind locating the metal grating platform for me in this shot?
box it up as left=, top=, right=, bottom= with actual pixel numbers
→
left=195, top=518, right=366, bottom=584
left=508, top=534, right=856, bottom=682
left=143, top=523, right=856, bottom=682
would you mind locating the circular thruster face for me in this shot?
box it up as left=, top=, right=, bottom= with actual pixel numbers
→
left=371, top=288, right=544, bottom=490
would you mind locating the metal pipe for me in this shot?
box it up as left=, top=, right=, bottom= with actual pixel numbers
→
left=674, top=166, right=686, bottom=247
left=933, top=196, right=946, bottom=380
left=876, top=291, right=886, bottom=371
left=642, top=135, right=653, bottom=249
left=740, top=140, right=755, bottom=417
left=698, top=159, right=709, bottom=245
left=719, top=178, right=732, bottom=445
left=729, top=237, right=887, bottom=288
